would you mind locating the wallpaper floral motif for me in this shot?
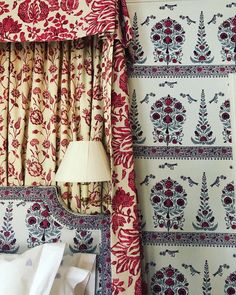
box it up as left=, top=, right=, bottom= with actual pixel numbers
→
left=0, top=187, right=109, bottom=294
left=127, top=0, right=236, bottom=294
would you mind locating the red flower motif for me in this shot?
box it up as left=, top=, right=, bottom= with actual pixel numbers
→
left=112, top=91, right=126, bottom=109
left=61, top=110, right=69, bottom=125
left=18, top=0, right=49, bottom=23
left=30, top=109, right=43, bottom=125
left=8, top=163, right=15, bottom=177
left=33, top=87, right=41, bottom=95
left=28, top=216, right=37, bottom=225
left=112, top=229, right=141, bottom=276
left=88, top=190, right=100, bottom=207
left=111, top=214, right=126, bottom=234
left=61, top=138, right=69, bottom=147
left=61, top=0, right=79, bottom=12
left=84, top=0, right=116, bottom=35
left=112, top=126, right=133, bottom=169
left=42, top=140, right=50, bottom=149
left=0, top=16, right=21, bottom=37
left=30, top=138, right=39, bottom=146
left=2, top=244, right=10, bottom=251
left=12, top=139, right=20, bottom=149
left=33, top=57, right=44, bottom=74
left=94, top=114, right=103, bottom=122
left=83, top=58, right=92, bottom=75
left=88, top=85, right=102, bottom=101
left=48, top=65, right=58, bottom=73
left=74, top=83, right=85, bottom=101
left=112, top=187, right=134, bottom=212
left=27, top=160, right=43, bottom=177
left=41, top=209, right=50, bottom=218
left=22, top=64, right=30, bottom=73
left=4, top=231, right=10, bottom=237
left=61, top=191, right=71, bottom=200
left=32, top=203, right=41, bottom=210
left=40, top=219, right=50, bottom=229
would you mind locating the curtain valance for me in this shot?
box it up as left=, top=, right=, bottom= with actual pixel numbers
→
left=0, top=0, right=131, bottom=44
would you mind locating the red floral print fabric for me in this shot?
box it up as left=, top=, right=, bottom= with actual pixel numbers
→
left=0, top=0, right=131, bottom=44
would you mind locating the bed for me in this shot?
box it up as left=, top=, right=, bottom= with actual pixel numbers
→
left=0, top=186, right=111, bottom=295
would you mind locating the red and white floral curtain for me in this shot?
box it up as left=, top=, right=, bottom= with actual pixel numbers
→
left=0, top=38, right=112, bottom=212
left=0, top=0, right=142, bottom=294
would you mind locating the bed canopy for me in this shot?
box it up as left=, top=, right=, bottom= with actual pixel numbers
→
left=0, top=0, right=131, bottom=44
left=0, top=1, right=141, bottom=294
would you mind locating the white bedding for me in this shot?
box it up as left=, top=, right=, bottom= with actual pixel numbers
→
left=0, top=243, right=96, bottom=295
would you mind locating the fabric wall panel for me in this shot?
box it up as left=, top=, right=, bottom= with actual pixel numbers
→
left=127, top=0, right=236, bottom=293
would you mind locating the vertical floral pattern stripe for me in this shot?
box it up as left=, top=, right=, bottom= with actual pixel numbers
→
left=111, top=42, right=142, bottom=294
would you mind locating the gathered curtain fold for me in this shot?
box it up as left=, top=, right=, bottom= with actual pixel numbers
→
left=0, top=37, right=113, bottom=213
left=0, top=34, right=142, bottom=294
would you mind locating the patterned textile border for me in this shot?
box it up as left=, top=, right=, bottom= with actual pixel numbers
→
left=133, top=146, right=233, bottom=160
left=142, top=231, right=236, bottom=247
left=128, top=65, right=236, bottom=78
left=0, top=186, right=111, bottom=295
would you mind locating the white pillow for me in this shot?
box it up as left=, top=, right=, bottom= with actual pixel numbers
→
left=50, top=266, right=89, bottom=295
left=72, top=253, right=96, bottom=295
left=0, top=243, right=65, bottom=295
left=50, top=253, right=96, bottom=295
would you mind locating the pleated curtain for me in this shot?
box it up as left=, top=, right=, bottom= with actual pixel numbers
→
left=0, top=0, right=142, bottom=293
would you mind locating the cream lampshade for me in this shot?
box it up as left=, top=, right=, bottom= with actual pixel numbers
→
left=55, top=141, right=111, bottom=183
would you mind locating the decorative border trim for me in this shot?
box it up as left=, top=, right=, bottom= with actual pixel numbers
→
left=128, top=64, right=236, bottom=78
left=0, top=186, right=111, bottom=295
left=142, top=231, right=236, bottom=247
left=133, top=146, right=233, bottom=160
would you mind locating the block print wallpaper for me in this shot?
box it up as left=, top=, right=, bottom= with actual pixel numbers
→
left=127, top=0, right=236, bottom=294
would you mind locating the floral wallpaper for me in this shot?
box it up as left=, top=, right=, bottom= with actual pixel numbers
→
left=0, top=186, right=109, bottom=294
left=0, top=1, right=142, bottom=294
left=127, top=0, right=236, bottom=294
